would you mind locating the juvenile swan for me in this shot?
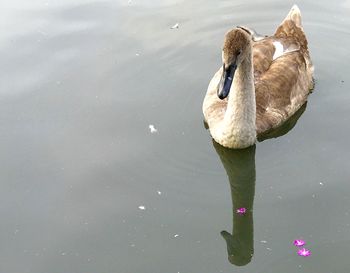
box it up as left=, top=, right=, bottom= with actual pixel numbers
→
left=203, top=5, right=314, bottom=149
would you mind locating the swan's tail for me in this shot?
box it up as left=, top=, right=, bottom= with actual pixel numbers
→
left=274, top=5, right=314, bottom=89
left=274, top=5, right=306, bottom=46
left=283, top=4, right=302, bottom=28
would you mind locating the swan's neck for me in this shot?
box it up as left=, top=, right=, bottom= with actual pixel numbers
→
left=218, top=51, right=256, bottom=148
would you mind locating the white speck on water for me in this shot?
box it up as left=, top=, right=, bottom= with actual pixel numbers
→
left=260, top=240, right=267, bottom=244
left=266, top=247, right=272, bottom=251
left=138, top=206, right=146, bottom=210
left=319, top=182, right=324, bottom=186
left=61, top=252, right=66, bottom=256
left=174, top=234, right=179, bottom=238
left=149, top=124, right=158, bottom=133
left=95, top=95, right=99, bottom=99
left=130, top=244, right=135, bottom=247
left=170, top=23, right=179, bottom=29
left=157, top=191, right=162, bottom=195
left=135, top=53, right=140, bottom=56
left=37, top=30, right=47, bottom=36
left=312, top=194, right=316, bottom=198
left=277, top=195, right=282, bottom=199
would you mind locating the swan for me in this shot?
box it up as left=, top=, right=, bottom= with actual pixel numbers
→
left=203, top=5, right=314, bottom=149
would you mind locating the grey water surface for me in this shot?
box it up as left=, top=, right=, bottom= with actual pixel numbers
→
left=1, top=0, right=350, bottom=272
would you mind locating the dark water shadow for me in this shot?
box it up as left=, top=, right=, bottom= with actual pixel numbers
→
left=210, top=103, right=307, bottom=266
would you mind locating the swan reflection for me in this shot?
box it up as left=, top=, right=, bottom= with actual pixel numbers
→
left=210, top=102, right=307, bottom=266
left=213, top=142, right=256, bottom=266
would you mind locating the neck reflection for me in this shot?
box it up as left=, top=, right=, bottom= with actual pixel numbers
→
left=212, top=141, right=256, bottom=266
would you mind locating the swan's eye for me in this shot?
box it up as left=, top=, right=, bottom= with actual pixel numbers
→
left=237, top=49, right=242, bottom=55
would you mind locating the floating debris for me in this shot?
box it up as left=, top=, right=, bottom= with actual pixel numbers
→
left=135, top=53, right=140, bottom=56
left=149, top=124, right=158, bottom=133
left=319, top=182, right=324, bottom=186
left=260, top=240, right=268, bottom=244
left=174, top=234, right=179, bottom=238
left=298, top=248, right=311, bottom=257
left=157, top=191, right=162, bottom=195
left=138, top=206, right=146, bottom=210
left=170, top=23, right=179, bottom=29
left=236, top=207, right=247, bottom=215
left=293, top=239, right=306, bottom=247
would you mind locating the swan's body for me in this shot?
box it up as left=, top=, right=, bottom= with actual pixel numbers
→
left=203, top=5, right=314, bottom=149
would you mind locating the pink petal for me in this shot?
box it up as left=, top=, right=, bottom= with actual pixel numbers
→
left=236, top=208, right=247, bottom=215
left=298, top=248, right=311, bottom=257
left=293, top=239, right=306, bottom=247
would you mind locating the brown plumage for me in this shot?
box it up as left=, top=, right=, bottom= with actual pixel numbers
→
left=253, top=15, right=314, bottom=133
left=202, top=5, right=314, bottom=148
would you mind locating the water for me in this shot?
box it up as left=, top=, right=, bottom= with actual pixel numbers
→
left=1, top=0, right=350, bottom=272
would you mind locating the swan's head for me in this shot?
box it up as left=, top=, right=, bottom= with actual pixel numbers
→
left=217, top=27, right=252, bottom=100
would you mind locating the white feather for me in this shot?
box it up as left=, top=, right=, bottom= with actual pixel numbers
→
left=273, top=41, right=284, bottom=60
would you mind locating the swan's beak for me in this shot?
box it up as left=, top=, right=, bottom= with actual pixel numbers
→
left=217, top=63, right=237, bottom=100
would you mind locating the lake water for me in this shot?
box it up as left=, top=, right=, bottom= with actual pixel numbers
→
left=1, top=0, right=350, bottom=272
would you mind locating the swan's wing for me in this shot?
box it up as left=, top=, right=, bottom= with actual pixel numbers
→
left=252, top=39, right=276, bottom=79
left=273, top=5, right=312, bottom=69
left=253, top=4, right=311, bottom=80
left=252, top=37, right=301, bottom=80
left=253, top=6, right=313, bottom=134
left=255, top=50, right=311, bottom=133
